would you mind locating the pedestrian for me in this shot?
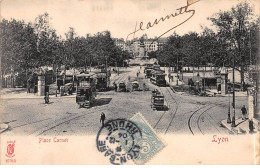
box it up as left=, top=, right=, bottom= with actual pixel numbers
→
left=188, top=78, right=191, bottom=87
left=217, top=84, right=221, bottom=94
left=114, top=83, right=117, bottom=92
left=241, top=105, right=247, bottom=120
left=143, top=83, right=146, bottom=91
left=44, top=92, right=50, bottom=104
left=27, top=79, right=30, bottom=93
left=68, top=85, right=73, bottom=95
left=34, top=85, right=37, bottom=95
left=100, top=112, right=106, bottom=127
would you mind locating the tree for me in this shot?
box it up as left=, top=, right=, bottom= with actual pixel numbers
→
left=34, top=12, right=60, bottom=68
left=0, top=19, right=38, bottom=86
left=208, top=1, right=259, bottom=84
left=148, top=51, right=157, bottom=59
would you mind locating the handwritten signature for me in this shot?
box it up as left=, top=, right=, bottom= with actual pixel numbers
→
left=126, top=0, right=200, bottom=47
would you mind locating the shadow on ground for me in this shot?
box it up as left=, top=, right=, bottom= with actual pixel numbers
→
left=154, top=105, right=169, bottom=111
left=93, top=98, right=112, bottom=107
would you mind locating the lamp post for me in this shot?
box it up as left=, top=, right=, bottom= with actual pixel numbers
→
left=176, top=54, right=179, bottom=86
left=56, top=68, right=58, bottom=97
left=231, top=47, right=236, bottom=127
left=227, top=81, right=231, bottom=123
left=105, top=56, right=108, bottom=89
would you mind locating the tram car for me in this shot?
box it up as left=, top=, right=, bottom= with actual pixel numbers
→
left=144, top=64, right=153, bottom=73
left=145, top=68, right=152, bottom=78
left=152, top=64, right=161, bottom=71
left=132, top=81, right=139, bottom=91
left=76, top=73, right=96, bottom=108
left=150, top=70, right=167, bottom=87
left=118, top=82, right=127, bottom=92
left=151, top=90, right=165, bottom=110
left=96, top=72, right=110, bottom=91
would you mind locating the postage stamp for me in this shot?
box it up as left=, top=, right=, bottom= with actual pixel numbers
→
left=96, top=118, right=143, bottom=165
left=96, top=113, right=166, bottom=165
left=128, top=112, right=166, bottom=164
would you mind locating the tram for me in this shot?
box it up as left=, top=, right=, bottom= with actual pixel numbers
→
left=151, top=90, right=165, bottom=110
left=96, top=72, right=110, bottom=91
left=144, top=64, right=153, bottom=78
left=76, top=73, right=96, bottom=108
left=145, top=68, right=152, bottom=78
left=150, top=70, right=167, bottom=87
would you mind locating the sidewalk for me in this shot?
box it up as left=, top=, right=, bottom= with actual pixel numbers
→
left=221, top=118, right=259, bottom=134
left=209, top=90, right=248, bottom=97
left=1, top=90, right=76, bottom=99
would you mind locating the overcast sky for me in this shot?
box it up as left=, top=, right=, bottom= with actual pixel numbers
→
left=1, top=0, right=259, bottom=40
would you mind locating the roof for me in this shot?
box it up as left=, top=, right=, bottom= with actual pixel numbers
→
left=158, top=37, right=168, bottom=43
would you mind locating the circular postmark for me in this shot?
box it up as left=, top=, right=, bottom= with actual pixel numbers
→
left=96, top=119, right=142, bottom=165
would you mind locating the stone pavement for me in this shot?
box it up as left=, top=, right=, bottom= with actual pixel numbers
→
left=221, top=117, right=259, bottom=134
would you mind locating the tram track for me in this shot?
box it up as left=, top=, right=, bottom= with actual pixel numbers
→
left=188, top=100, right=228, bottom=135
left=164, top=87, right=179, bottom=134
left=112, top=73, right=129, bottom=85
left=31, top=105, right=109, bottom=136
left=153, top=87, right=179, bottom=134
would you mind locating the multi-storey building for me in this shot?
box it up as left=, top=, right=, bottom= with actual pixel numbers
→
left=114, top=38, right=125, bottom=50
left=114, top=35, right=168, bottom=57
left=158, top=37, right=168, bottom=50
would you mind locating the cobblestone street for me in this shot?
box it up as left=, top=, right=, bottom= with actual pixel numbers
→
left=0, top=66, right=250, bottom=136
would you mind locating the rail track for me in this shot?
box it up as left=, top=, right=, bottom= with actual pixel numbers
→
left=188, top=100, right=228, bottom=135
left=153, top=87, right=179, bottom=134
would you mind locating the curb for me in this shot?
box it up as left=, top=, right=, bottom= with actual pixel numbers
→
left=221, top=118, right=260, bottom=134
left=0, top=123, right=9, bottom=133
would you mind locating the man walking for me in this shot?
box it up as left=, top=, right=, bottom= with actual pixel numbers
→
left=100, top=112, right=106, bottom=127
left=241, top=105, right=247, bottom=120
left=113, top=82, right=117, bottom=92
left=44, top=92, right=50, bottom=104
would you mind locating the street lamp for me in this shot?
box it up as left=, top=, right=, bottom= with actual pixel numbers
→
left=231, top=44, right=236, bottom=127
left=176, top=54, right=179, bottom=86
left=227, top=80, right=231, bottom=123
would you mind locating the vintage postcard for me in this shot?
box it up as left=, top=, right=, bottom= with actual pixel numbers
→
left=0, top=0, right=259, bottom=165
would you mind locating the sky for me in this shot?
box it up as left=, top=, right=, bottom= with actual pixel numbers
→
left=1, top=0, right=259, bottom=40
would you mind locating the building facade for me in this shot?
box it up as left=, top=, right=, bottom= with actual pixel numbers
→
left=114, top=34, right=168, bottom=58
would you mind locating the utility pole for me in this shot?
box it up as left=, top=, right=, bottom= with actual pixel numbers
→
left=182, top=55, right=184, bottom=81
left=56, top=68, right=58, bottom=97
left=105, top=56, right=108, bottom=88
left=249, top=29, right=252, bottom=65
left=176, top=54, right=179, bottom=86
left=227, top=81, right=231, bottom=123
left=231, top=48, right=236, bottom=127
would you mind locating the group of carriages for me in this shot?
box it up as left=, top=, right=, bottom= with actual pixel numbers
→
left=115, top=80, right=145, bottom=92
